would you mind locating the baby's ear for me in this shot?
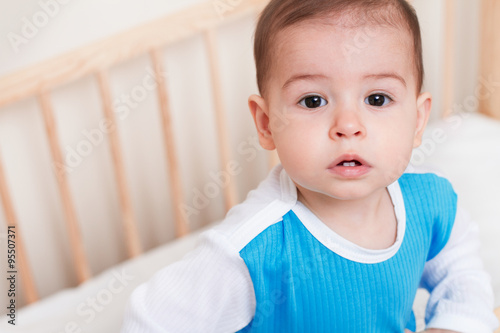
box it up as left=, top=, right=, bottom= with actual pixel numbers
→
left=413, top=92, right=432, bottom=148
left=248, top=94, right=276, bottom=150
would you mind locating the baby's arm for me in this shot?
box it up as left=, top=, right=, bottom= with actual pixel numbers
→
left=419, top=205, right=499, bottom=332
left=120, top=229, right=255, bottom=333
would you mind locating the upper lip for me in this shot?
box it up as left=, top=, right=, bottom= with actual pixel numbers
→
left=328, top=154, right=370, bottom=168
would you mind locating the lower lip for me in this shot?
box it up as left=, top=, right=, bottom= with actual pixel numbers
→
left=328, top=165, right=371, bottom=178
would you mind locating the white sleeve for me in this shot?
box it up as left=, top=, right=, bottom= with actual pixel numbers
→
left=420, top=205, right=499, bottom=332
left=120, top=229, right=255, bottom=333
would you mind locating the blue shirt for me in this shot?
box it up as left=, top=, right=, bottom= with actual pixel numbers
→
left=238, top=173, right=457, bottom=333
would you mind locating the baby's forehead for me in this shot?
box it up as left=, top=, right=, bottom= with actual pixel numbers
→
left=269, top=21, right=417, bottom=90
left=273, top=19, right=413, bottom=60
left=272, top=19, right=415, bottom=69
left=276, top=14, right=412, bottom=42
left=254, top=0, right=424, bottom=96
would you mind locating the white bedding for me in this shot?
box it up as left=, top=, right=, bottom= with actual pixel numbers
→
left=411, top=112, right=500, bottom=330
left=0, top=225, right=214, bottom=333
left=2, top=113, right=499, bottom=332
left=415, top=112, right=500, bottom=307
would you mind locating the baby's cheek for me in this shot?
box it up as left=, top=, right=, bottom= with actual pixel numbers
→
left=379, top=140, right=413, bottom=182
left=268, top=107, right=297, bottom=133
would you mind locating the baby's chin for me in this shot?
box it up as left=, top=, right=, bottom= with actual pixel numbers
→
left=295, top=181, right=388, bottom=204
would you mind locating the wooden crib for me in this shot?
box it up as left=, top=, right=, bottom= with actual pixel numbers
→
left=0, top=0, right=499, bottom=331
left=0, top=0, right=271, bottom=305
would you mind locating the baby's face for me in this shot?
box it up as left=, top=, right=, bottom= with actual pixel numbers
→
left=250, top=20, right=431, bottom=202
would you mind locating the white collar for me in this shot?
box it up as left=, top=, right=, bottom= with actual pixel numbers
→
left=281, top=167, right=406, bottom=264
left=219, top=165, right=406, bottom=262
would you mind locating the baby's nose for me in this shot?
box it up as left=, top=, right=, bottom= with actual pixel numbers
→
left=334, top=127, right=363, bottom=138
left=330, top=111, right=366, bottom=139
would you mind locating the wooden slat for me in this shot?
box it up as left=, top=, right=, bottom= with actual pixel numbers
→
left=495, top=307, right=500, bottom=333
left=442, top=0, right=455, bottom=118
left=0, top=0, right=270, bottom=109
left=150, top=49, right=189, bottom=237
left=204, top=29, right=238, bottom=211
left=479, top=0, right=500, bottom=120
left=0, top=152, right=38, bottom=304
left=96, top=71, right=141, bottom=257
left=39, top=91, right=91, bottom=283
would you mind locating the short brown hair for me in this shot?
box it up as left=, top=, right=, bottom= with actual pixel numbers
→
left=254, top=0, right=424, bottom=96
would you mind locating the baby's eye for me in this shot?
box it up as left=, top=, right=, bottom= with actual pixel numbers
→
left=364, top=94, right=392, bottom=107
left=298, top=95, right=327, bottom=109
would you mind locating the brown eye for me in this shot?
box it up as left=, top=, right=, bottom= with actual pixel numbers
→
left=299, top=95, right=327, bottom=109
left=365, top=94, right=391, bottom=107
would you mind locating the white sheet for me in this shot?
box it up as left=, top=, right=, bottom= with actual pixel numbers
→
left=410, top=112, right=500, bottom=331
left=417, top=112, right=500, bottom=306
left=0, top=224, right=213, bottom=333
left=2, top=112, right=499, bottom=333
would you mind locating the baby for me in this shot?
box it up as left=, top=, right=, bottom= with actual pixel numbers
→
left=121, top=0, right=498, bottom=332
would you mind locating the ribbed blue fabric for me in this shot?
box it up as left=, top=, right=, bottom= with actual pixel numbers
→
left=238, top=173, right=457, bottom=333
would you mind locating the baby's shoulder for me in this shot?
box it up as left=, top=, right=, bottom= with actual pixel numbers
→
left=211, top=165, right=296, bottom=251
left=399, top=171, right=456, bottom=198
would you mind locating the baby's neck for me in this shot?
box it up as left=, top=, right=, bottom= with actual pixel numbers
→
left=297, top=188, right=397, bottom=250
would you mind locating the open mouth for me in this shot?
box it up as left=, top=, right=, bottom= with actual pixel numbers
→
left=330, top=154, right=369, bottom=168
left=338, top=160, right=363, bottom=167
left=329, top=154, right=370, bottom=178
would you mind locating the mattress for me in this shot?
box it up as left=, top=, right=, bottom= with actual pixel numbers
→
left=0, top=224, right=213, bottom=333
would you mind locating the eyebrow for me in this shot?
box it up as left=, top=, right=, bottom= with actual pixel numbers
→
left=282, top=74, right=328, bottom=90
left=364, top=73, right=407, bottom=88
left=281, top=72, right=407, bottom=90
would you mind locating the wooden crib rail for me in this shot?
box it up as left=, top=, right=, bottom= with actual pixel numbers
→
left=441, top=0, right=456, bottom=118
left=39, top=91, right=92, bottom=284
left=0, top=0, right=269, bottom=109
left=479, top=0, right=500, bottom=120
left=495, top=307, right=500, bottom=333
left=150, top=49, right=189, bottom=238
left=0, top=0, right=270, bottom=306
left=96, top=70, right=142, bottom=257
left=204, top=29, right=238, bottom=211
left=0, top=153, right=38, bottom=304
